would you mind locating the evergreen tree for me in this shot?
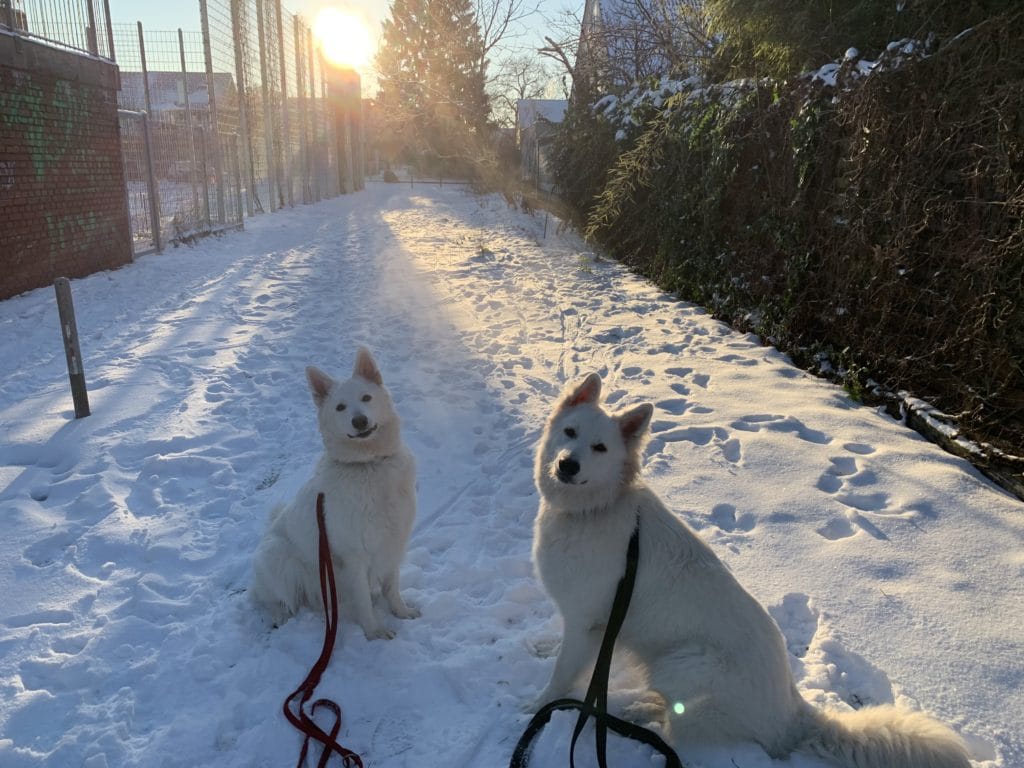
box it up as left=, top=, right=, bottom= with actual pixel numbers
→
left=377, top=0, right=491, bottom=171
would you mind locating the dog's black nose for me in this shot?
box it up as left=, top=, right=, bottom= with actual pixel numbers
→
left=557, top=457, right=580, bottom=477
left=351, top=414, right=369, bottom=431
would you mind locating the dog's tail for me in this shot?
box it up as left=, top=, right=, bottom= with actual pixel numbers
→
left=798, top=703, right=971, bottom=768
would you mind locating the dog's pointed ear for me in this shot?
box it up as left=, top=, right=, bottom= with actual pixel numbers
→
left=617, top=403, right=653, bottom=444
left=306, top=366, right=335, bottom=407
left=560, top=372, right=602, bottom=409
left=353, top=346, right=383, bottom=386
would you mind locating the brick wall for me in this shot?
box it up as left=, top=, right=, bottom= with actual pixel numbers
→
left=0, top=34, right=132, bottom=301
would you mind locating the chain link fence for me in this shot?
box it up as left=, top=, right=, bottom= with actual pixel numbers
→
left=1, top=0, right=114, bottom=60
left=112, top=0, right=346, bottom=254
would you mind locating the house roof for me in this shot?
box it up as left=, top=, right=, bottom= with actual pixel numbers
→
left=118, top=71, right=235, bottom=111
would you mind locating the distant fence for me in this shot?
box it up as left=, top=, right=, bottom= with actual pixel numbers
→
left=1, top=0, right=359, bottom=293
left=0, top=0, right=114, bottom=60
left=110, top=0, right=344, bottom=253
left=112, top=24, right=245, bottom=250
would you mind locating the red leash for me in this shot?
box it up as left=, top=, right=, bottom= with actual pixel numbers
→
left=282, top=492, right=364, bottom=768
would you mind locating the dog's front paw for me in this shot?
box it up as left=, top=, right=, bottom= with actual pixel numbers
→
left=624, top=691, right=667, bottom=723
left=390, top=602, right=420, bottom=620
left=363, top=625, right=396, bottom=641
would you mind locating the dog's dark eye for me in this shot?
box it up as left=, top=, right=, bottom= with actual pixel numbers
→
left=336, top=403, right=346, bottom=411
left=361, top=394, right=372, bottom=402
left=592, top=443, right=607, bottom=453
left=564, top=427, right=576, bottom=438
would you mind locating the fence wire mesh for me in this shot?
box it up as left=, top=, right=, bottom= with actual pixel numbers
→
left=118, top=110, right=155, bottom=253
left=113, top=23, right=243, bottom=250
left=109, top=0, right=344, bottom=251
left=2, top=0, right=114, bottom=59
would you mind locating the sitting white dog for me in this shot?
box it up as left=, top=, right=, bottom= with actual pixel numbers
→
left=250, top=347, right=419, bottom=639
left=530, top=372, right=970, bottom=768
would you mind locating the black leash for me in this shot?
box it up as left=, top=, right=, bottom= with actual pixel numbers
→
left=510, top=522, right=683, bottom=768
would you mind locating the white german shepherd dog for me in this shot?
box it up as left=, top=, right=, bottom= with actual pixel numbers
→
left=250, top=347, right=419, bottom=639
left=531, top=373, right=970, bottom=768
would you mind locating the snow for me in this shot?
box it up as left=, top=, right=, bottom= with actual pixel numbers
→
left=602, top=36, right=933, bottom=135
left=1, top=185, right=1022, bottom=768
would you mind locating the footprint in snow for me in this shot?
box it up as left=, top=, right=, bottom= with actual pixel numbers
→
left=655, top=398, right=690, bottom=415
left=768, top=592, right=818, bottom=661
left=732, top=414, right=831, bottom=445
left=647, top=426, right=741, bottom=465
left=716, top=353, right=759, bottom=367
left=770, top=593, right=897, bottom=712
left=708, top=502, right=756, bottom=533
left=815, top=444, right=918, bottom=539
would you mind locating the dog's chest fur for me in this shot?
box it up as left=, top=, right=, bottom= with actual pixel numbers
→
left=305, top=447, right=415, bottom=567
left=532, top=498, right=638, bottom=626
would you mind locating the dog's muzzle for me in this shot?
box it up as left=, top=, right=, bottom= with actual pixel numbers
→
left=348, top=413, right=377, bottom=439
left=555, top=456, right=584, bottom=484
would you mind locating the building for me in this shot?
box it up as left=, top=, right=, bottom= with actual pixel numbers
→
left=578, top=0, right=708, bottom=85
left=117, top=71, right=236, bottom=120
left=517, top=99, right=567, bottom=192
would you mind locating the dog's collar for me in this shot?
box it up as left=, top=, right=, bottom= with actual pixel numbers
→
left=330, top=453, right=397, bottom=467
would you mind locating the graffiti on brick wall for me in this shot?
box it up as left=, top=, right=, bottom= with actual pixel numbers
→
left=46, top=212, right=99, bottom=252
left=0, top=161, right=13, bottom=190
left=0, top=42, right=132, bottom=300
left=0, top=76, right=105, bottom=180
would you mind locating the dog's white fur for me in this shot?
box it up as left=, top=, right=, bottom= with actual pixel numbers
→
left=531, top=373, right=971, bottom=768
left=250, top=347, right=419, bottom=639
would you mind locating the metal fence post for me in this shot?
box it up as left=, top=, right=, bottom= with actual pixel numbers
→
left=352, top=89, right=364, bottom=191
left=307, top=26, right=321, bottom=203
left=178, top=28, right=203, bottom=230
left=199, top=126, right=212, bottom=228
left=319, top=50, right=335, bottom=198
left=116, top=110, right=138, bottom=258
left=54, top=278, right=91, bottom=419
left=275, top=0, right=292, bottom=207
left=85, top=0, right=99, bottom=56
left=102, top=0, right=115, bottom=59
left=294, top=16, right=309, bottom=204
left=137, top=23, right=153, bottom=118
left=1, top=0, right=16, bottom=33
left=140, top=111, right=162, bottom=252
left=199, top=0, right=226, bottom=225
left=231, top=134, right=244, bottom=223
left=230, top=0, right=255, bottom=217
left=255, top=0, right=277, bottom=212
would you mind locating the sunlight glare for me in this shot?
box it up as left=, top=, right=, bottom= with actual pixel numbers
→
left=314, top=7, right=373, bottom=70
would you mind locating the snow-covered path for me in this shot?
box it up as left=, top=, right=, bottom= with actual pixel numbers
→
left=1, top=185, right=1021, bottom=768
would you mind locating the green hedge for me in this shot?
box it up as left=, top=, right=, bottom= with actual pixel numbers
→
left=555, top=13, right=1024, bottom=458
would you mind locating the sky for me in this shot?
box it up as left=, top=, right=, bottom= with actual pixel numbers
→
left=106, top=0, right=388, bottom=38
left=0, top=183, right=1021, bottom=768
left=106, top=0, right=573, bottom=89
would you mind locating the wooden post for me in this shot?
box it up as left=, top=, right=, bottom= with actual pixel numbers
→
left=54, top=278, right=90, bottom=419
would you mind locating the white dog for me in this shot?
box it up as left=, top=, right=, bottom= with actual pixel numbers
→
left=530, top=373, right=970, bottom=768
left=250, top=347, right=419, bottom=639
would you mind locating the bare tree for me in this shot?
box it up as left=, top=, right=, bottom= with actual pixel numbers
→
left=537, top=7, right=584, bottom=83
left=474, top=0, right=542, bottom=80
left=541, top=0, right=713, bottom=95
left=489, top=54, right=555, bottom=127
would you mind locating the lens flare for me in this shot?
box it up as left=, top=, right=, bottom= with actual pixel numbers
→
left=673, top=701, right=685, bottom=715
left=314, top=7, right=373, bottom=69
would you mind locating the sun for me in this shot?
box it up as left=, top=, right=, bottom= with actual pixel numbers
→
left=314, top=7, right=374, bottom=70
